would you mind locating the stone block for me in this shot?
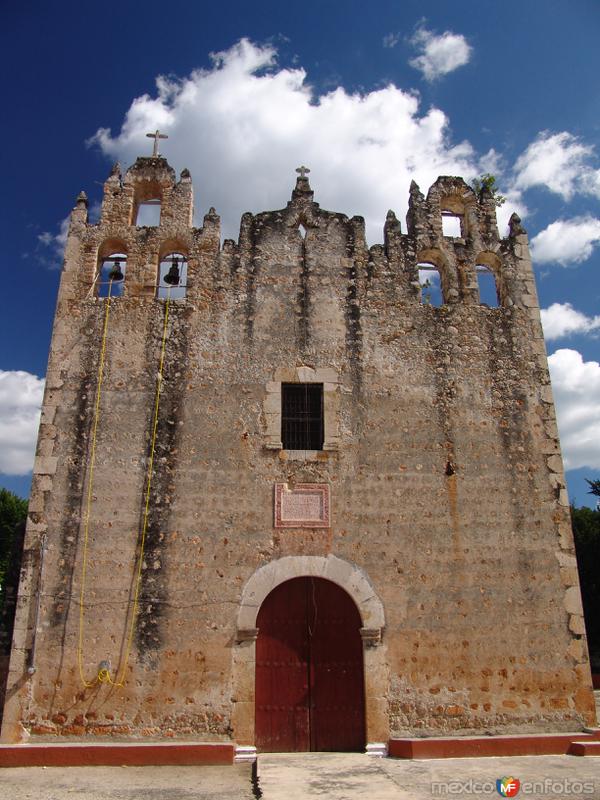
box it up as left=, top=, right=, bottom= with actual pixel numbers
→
left=564, top=586, right=584, bottom=615
left=33, top=456, right=58, bottom=475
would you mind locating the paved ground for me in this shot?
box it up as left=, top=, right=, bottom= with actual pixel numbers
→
left=258, top=753, right=399, bottom=798
left=1, top=753, right=598, bottom=800
left=0, top=763, right=256, bottom=800
left=258, top=752, right=600, bottom=799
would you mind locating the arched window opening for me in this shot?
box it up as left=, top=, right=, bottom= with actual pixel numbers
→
left=298, top=223, right=307, bottom=239
left=476, top=265, right=500, bottom=307
left=418, top=263, right=443, bottom=306
left=441, top=211, right=462, bottom=238
left=157, top=252, right=187, bottom=300
left=136, top=199, right=161, bottom=226
left=96, top=252, right=127, bottom=298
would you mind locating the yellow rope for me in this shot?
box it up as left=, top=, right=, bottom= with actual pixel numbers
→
left=78, top=286, right=172, bottom=687
left=77, top=282, right=114, bottom=688
left=111, top=288, right=171, bottom=686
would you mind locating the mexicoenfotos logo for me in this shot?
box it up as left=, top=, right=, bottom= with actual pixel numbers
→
left=431, top=777, right=595, bottom=795
left=496, top=777, right=520, bottom=797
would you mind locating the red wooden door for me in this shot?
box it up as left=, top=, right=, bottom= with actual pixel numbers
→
left=255, top=577, right=365, bottom=752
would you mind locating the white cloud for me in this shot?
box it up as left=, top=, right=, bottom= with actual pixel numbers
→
left=495, top=188, right=529, bottom=238
left=409, top=26, right=472, bottom=82
left=0, top=371, right=44, bottom=476
left=89, top=38, right=482, bottom=244
left=530, top=216, right=600, bottom=265
left=383, top=32, right=400, bottom=49
left=513, top=131, right=600, bottom=200
left=541, top=303, right=600, bottom=341
left=548, top=349, right=600, bottom=470
left=37, top=216, right=69, bottom=268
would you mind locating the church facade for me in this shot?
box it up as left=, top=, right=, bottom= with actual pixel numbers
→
left=1, top=152, right=596, bottom=753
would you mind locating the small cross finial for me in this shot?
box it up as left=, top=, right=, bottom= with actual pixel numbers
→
left=296, top=165, right=310, bottom=179
left=146, top=129, right=168, bottom=157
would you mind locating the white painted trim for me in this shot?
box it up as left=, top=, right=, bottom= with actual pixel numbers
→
left=234, top=745, right=257, bottom=763
left=366, top=742, right=388, bottom=757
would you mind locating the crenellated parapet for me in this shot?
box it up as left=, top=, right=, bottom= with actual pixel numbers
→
left=58, top=159, right=537, bottom=323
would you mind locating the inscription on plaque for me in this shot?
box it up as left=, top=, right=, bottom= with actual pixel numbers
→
left=274, top=483, right=330, bottom=528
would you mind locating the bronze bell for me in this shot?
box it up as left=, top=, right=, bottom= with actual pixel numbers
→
left=164, top=259, right=180, bottom=286
left=108, top=260, right=124, bottom=281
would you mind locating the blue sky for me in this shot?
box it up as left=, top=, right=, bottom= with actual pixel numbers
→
left=1, top=0, right=599, bottom=505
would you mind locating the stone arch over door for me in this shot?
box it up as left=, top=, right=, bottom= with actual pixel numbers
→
left=232, top=555, right=389, bottom=757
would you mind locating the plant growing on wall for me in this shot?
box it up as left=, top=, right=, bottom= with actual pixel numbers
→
left=471, top=173, right=505, bottom=207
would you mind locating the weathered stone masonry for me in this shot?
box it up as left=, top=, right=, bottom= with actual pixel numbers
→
left=1, top=155, right=596, bottom=746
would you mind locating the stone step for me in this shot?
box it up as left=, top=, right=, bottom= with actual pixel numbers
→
left=257, top=753, right=399, bottom=800
left=569, top=741, right=600, bottom=756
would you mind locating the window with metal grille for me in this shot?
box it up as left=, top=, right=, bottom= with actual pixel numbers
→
left=281, top=383, right=324, bottom=450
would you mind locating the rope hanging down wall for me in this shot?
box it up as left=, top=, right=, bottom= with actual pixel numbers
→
left=77, top=283, right=173, bottom=688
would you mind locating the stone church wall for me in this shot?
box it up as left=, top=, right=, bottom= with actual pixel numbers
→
left=1, top=157, right=595, bottom=745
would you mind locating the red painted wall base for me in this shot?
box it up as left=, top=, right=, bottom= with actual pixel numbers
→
left=389, top=730, right=600, bottom=759
left=0, top=741, right=235, bottom=768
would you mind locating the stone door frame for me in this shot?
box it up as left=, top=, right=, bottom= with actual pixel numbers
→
left=232, top=555, right=388, bottom=758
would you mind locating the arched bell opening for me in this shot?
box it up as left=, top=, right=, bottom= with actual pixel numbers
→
left=255, top=576, right=366, bottom=753
left=474, top=251, right=503, bottom=307
left=157, top=252, right=188, bottom=299
left=476, top=264, right=500, bottom=307
left=417, top=262, right=443, bottom=306
left=95, top=251, right=127, bottom=298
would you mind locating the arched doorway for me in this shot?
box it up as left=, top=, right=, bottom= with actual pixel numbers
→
left=255, top=577, right=366, bottom=752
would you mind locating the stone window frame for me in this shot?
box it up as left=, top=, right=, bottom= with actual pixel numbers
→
left=263, top=366, right=340, bottom=452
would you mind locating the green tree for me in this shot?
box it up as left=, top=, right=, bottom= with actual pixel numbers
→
left=571, top=500, right=600, bottom=671
left=471, top=173, right=506, bottom=207
left=586, top=478, right=600, bottom=502
left=0, top=488, right=28, bottom=592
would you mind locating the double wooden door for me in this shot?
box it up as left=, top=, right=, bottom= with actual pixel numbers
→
left=255, top=577, right=365, bottom=752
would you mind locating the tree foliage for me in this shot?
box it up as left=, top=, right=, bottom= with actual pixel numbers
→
left=0, top=488, right=28, bottom=591
left=571, top=500, right=600, bottom=669
left=0, top=490, right=27, bottom=659
left=586, top=478, right=600, bottom=500
left=471, top=173, right=506, bottom=207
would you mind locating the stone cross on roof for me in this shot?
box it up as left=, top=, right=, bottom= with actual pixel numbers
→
left=146, top=129, right=168, bottom=157
left=296, top=165, right=310, bottom=179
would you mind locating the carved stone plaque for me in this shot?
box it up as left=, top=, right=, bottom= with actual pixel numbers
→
left=274, top=483, right=330, bottom=528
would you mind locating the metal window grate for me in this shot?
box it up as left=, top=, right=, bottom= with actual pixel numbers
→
left=282, top=383, right=324, bottom=450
